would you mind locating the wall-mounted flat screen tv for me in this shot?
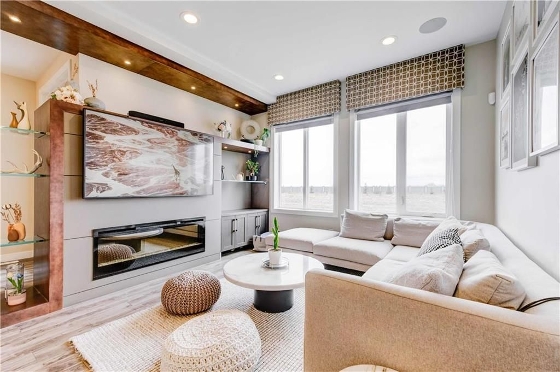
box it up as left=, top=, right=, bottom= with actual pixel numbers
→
left=83, top=109, right=213, bottom=198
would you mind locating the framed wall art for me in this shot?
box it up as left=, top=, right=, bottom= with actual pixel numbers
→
left=499, top=98, right=511, bottom=169
left=511, top=49, right=537, bottom=170
left=502, top=22, right=512, bottom=94
left=534, top=0, right=556, bottom=40
left=531, top=18, right=559, bottom=156
left=513, top=0, right=530, bottom=54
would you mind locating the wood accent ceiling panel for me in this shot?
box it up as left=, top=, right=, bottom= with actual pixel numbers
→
left=0, top=1, right=267, bottom=115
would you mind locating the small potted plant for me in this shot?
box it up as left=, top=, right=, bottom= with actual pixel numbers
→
left=5, top=262, right=26, bottom=306
left=255, top=127, right=270, bottom=146
left=246, top=159, right=259, bottom=181
left=268, top=217, right=282, bottom=265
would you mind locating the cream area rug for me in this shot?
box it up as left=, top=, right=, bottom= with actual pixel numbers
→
left=69, top=280, right=304, bottom=372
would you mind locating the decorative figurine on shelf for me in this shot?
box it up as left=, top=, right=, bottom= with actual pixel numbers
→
left=9, top=112, right=19, bottom=128
left=214, top=120, right=232, bottom=138
left=65, top=62, right=80, bottom=90
left=2, top=149, right=43, bottom=175
left=5, top=262, right=26, bottom=306
left=51, top=84, right=84, bottom=105
left=84, top=79, right=106, bottom=110
left=1, top=203, right=26, bottom=241
left=246, top=159, right=259, bottom=181
left=13, top=101, right=31, bottom=130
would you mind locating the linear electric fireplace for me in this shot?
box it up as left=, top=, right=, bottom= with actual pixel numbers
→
left=92, top=218, right=205, bottom=280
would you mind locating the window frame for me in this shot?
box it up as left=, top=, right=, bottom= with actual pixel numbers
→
left=350, top=90, right=461, bottom=218
left=271, top=115, right=339, bottom=217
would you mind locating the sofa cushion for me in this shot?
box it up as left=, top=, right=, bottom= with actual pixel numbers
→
left=383, top=244, right=464, bottom=296
left=264, top=228, right=338, bottom=253
left=313, top=237, right=393, bottom=266
left=339, top=210, right=387, bottom=241
left=418, top=228, right=462, bottom=256
left=362, top=259, right=405, bottom=281
left=460, top=229, right=491, bottom=262
left=455, top=250, right=526, bottom=310
left=383, top=245, right=419, bottom=262
left=390, top=218, right=439, bottom=248
left=425, top=217, right=473, bottom=242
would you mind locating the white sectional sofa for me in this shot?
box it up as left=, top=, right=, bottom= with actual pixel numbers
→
left=266, top=216, right=560, bottom=371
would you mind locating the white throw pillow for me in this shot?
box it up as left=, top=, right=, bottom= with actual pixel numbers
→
left=423, top=216, right=473, bottom=244
left=383, top=244, right=464, bottom=296
left=455, top=250, right=526, bottom=310
left=460, top=229, right=491, bottom=262
left=390, top=218, right=439, bottom=248
left=339, top=210, right=387, bottom=241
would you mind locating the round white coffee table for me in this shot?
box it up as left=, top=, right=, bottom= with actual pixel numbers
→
left=223, top=252, right=324, bottom=313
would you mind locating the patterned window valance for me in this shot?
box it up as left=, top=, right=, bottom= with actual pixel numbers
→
left=268, top=80, right=341, bottom=125
left=346, top=44, right=465, bottom=110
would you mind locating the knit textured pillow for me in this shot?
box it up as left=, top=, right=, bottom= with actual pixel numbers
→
left=418, top=228, right=462, bottom=257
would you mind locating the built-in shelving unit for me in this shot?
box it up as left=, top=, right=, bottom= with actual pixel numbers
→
left=0, top=236, right=48, bottom=248
left=0, top=173, right=49, bottom=178
left=0, top=100, right=80, bottom=328
left=0, top=127, right=49, bottom=137
left=222, top=180, right=268, bottom=185
left=219, top=137, right=270, bottom=253
left=220, top=137, right=269, bottom=154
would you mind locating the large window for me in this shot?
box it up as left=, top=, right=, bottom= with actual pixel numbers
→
left=273, top=116, right=335, bottom=214
left=355, top=94, right=454, bottom=217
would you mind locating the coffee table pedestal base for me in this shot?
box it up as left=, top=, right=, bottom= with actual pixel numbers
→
left=254, top=289, right=294, bottom=313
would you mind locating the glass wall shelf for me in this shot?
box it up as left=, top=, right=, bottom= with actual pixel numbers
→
left=0, top=236, right=48, bottom=248
left=0, top=127, right=49, bottom=137
left=0, top=173, right=48, bottom=178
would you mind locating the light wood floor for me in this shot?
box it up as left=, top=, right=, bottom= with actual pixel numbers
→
left=0, top=249, right=251, bottom=372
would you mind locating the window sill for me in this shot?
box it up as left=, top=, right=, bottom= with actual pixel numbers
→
left=271, top=208, right=338, bottom=218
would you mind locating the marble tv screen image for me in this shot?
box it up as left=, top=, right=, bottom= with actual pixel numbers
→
left=83, top=110, right=213, bottom=198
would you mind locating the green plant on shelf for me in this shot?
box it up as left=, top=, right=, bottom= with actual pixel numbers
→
left=7, top=271, right=24, bottom=294
left=246, top=159, right=259, bottom=176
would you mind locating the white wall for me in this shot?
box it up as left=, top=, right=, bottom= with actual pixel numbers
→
left=495, top=2, right=560, bottom=281
left=0, top=74, right=36, bottom=262
left=269, top=41, right=497, bottom=231
left=77, top=54, right=250, bottom=137
left=461, top=40, right=497, bottom=223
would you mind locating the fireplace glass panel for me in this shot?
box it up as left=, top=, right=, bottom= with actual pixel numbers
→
left=93, top=218, right=205, bottom=280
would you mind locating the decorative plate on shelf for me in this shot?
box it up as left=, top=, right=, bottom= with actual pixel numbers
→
left=262, top=257, right=289, bottom=269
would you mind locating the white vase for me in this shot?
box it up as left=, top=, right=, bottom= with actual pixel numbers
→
left=268, top=248, right=282, bottom=266
left=254, top=139, right=263, bottom=146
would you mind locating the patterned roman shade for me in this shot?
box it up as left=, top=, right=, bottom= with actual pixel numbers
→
left=346, top=44, right=465, bottom=110
left=268, top=80, right=341, bottom=125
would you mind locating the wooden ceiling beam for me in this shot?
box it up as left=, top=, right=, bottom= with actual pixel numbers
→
left=0, top=0, right=268, bottom=115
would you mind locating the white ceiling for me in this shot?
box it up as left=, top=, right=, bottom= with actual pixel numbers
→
left=0, top=30, right=69, bottom=82
left=45, top=1, right=506, bottom=104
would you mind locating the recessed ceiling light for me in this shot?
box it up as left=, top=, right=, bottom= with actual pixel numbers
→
left=224, top=146, right=228, bottom=149
left=419, top=17, right=447, bottom=34
left=235, top=104, right=239, bottom=107
left=381, top=36, right=397, bottom=46
left=191, top=86, right=196, bottom=90
left=273, top=74, right=284, bottom=81
left=124, top=60, right=131, bottom=65
left=181, top=12, right=199, bottom=24
left=8, top=15, right=21, bottom=23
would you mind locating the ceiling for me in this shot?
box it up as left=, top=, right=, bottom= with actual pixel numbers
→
left=1, top=30, right=70, bottom=82
left=44, top=1, right=506, bottom=104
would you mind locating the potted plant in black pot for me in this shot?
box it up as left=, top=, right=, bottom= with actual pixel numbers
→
left=246, top=159, right=259, bottom=181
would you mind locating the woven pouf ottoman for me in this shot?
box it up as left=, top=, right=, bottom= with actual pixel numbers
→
left=161, top=309, right=261, bottom=372
left=98, top=243, right=135, bottom=264
left=161, top=270, right=221, bottom=315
